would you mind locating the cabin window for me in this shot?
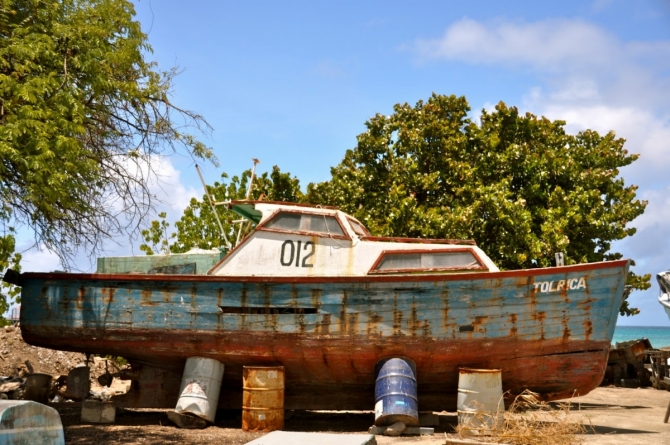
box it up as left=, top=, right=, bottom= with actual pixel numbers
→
left=371, top=250, right=485, bottom=274
left=348, top=218, right=370, bottom=236
left=264, top=212, right=345, bottom=236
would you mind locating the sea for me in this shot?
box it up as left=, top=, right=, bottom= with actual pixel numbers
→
left=612, top=325, right=670, bottom=348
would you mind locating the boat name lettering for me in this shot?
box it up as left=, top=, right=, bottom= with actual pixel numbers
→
left=280, top=240, right=315, bottom=268
left=533, top=277, right=586, bottom=293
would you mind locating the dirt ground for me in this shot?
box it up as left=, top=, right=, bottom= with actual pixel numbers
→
left=0, top=325, right=123, bottom=385
left=49, top=386, right=670, bottom=445
left=0, top=326, right=88, bottom=377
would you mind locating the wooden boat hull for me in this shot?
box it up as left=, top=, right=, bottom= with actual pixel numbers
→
left=17, top=260, right=628, bottom=410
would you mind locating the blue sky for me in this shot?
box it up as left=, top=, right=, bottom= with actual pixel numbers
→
left=17, top=0, right=670, bottom=326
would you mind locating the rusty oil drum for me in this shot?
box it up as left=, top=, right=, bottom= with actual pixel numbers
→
left=24, top=373, right=53, bottom=404
left=242, top=366, right=284, bottom=432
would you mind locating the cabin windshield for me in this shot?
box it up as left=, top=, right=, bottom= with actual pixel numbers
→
left=264, top=211, right=345, bottom=236
left=371, top=250, right=486, bottom=274
left=348, top=218, right=369, bottom=236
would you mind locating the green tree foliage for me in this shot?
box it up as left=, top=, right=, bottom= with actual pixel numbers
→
left=307, top=94, right=649, bottom=315
left=140, top=166, right=303, bottom=255
left=0, top=228, right=20, bottom=323
left=0, top=0, right=215, bottom=314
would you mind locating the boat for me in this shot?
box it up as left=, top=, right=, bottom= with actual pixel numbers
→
left=658, top=271, right=670, bottom=322
left=4, top=200, right=629, bottom=410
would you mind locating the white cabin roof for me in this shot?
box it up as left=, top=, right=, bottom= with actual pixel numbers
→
left=208, top=201, right=499, bottom=277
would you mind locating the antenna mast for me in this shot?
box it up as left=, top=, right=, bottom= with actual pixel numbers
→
left=195, top=164, right=232, bottom=249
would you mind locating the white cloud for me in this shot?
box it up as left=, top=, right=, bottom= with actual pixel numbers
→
left=144, top=155, right=200, bottom=217
left=96, top=155, right=200, bottom=261
left=103, top=154, right=198, bottom=217
left=634, top=187, right=670, bottom=232
left=414, top=18, right=621, bottom=72
left=414, top=17, right=670, bottom=110
left=19, top=248, right=61, bottom=273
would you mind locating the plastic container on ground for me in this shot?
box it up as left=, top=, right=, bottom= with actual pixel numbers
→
left=0, top=400, right=65, bottom=445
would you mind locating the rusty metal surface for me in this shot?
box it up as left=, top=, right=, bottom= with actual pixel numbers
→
left=66, top=367, right=90, bottom=400
left=18, top=260, right=629, bottom=410
left=23, top=374, right=52, bottom=404
left=242, top=366, right=284, bottom=432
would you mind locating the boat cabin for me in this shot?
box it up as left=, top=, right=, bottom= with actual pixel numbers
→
left=208, top=201, right=499, bottom=277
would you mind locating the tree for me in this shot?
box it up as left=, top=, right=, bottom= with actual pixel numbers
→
left=0, top=0, right=215, bottom=314
left=306, top=94, right=650, bottom=315
left=140, top=166, right=303, bottom=255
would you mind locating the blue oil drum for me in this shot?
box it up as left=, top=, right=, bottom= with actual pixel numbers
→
left=374, top=357, right=419, bottom=427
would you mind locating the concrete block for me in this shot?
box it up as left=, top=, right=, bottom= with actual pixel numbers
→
left=81, top=400, right=116, bottom=424
left=244, top=431, right=376, bottom=445
left=404, top=427, right=434, bottom=435
left=368, top=425, right=434, bottom=436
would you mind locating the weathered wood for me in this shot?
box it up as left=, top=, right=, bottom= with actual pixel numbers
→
left=646, top=349, right=670, bottom=390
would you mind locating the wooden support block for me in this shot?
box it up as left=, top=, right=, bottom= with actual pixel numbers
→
left=419, top=412, right=439, bottom=426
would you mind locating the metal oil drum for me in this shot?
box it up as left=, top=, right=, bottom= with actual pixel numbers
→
left=242, top=366, right=284, bottom=432
left=174, top=357, right=225, bottom=423
left=66, top=366, right=90, bottom=400
left=24, top=373, right=53, bottom=404
left=374, top=357, right=419, bottom=427
left=457, top=367, right=503, bottom=434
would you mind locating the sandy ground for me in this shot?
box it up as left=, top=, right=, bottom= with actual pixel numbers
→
left=572, top=387, right=670, bottom=445
left=52, top=386, right=670, bottom=445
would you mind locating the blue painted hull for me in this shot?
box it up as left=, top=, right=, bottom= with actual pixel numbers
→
left=17, top=260, right=628, bottom=410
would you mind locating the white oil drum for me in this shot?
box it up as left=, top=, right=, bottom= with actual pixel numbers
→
left=174, top=357, right=224, bottom=423
left=457, top=368, right=503, bottom=434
